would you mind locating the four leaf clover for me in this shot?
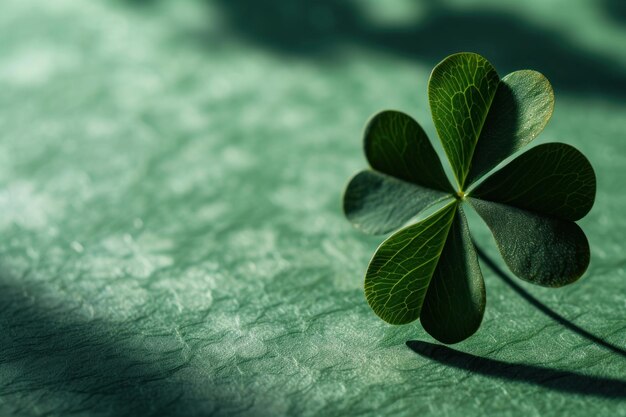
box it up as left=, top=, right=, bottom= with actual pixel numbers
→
left=343, top=52, right=596, bottom=344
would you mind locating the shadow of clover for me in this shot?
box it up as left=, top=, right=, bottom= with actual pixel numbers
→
left=406, top=340, right=626, bottom=399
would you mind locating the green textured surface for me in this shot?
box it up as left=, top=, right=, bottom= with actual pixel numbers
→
left=1, top=0, right=625, bottom=416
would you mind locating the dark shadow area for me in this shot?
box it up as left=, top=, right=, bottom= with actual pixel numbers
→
left=123, top=0, right=626, bottom=100
left=0, top=275, right=227, bottom=416
left=475, top=244, right=626, bottom=359
left=602, top=0, right=626, bottom=25
left=406, top=340, right=626, bottom=398
left=182, top=0, right=626, bottom=101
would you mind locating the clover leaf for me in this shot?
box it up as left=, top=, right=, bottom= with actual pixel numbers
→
left=343, top=52, right=596, bottom=344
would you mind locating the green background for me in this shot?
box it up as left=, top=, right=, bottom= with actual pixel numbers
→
left=1, top=0, right=625, bottom=415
